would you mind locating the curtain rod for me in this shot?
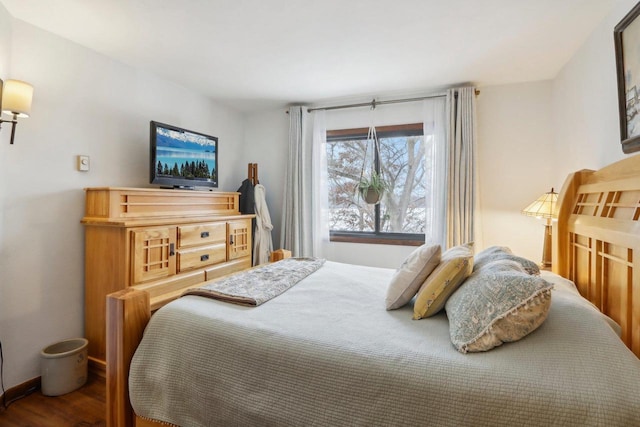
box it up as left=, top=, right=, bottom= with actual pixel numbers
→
left=307, top=94, right=445, bottom=112
left=287, top=89, right=479, bottom=114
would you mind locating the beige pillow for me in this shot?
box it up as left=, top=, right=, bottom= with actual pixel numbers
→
left=413, top=242, right=474, bottom=319
left=385, top=244, right=441, bottom=310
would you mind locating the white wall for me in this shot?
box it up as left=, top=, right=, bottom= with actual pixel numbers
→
left=476, top=0, right=640, bottom=264
left=0, top=15, right=245, bottom=389
left=242, top=109, right=289, bottom=250
left=0, top=3, right=12, bottom=385
left=476, top=81, right=555, bottom=263
left=550, top=0, right=636, bottom=183
left=0, top=2, right=9, bottom=77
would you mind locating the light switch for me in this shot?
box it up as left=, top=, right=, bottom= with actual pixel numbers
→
left=77, top=155, right=90, bottom=172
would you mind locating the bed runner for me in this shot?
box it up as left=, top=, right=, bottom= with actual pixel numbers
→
left=183, top=257, right=325, bottom=306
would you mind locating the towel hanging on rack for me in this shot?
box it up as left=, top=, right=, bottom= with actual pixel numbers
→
left=253, top=182, right=274, bottom=266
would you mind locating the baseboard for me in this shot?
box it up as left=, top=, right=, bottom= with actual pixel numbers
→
left=88, top=357, right=106, bottom=379
left=0, top=377, right=40, bottom=411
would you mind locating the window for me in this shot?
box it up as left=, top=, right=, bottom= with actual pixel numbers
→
left=326, top=123, right=429, bottom=246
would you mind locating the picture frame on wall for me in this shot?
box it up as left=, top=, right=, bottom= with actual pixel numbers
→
left=615, top=2, right=640, bottom=154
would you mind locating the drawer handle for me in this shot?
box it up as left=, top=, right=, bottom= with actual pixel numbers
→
left=229, top=235, right=234, bottom=246
left=201, top=231, right=209, bottom=238
left=169, top=243, right=175, bottom=256
left=200, top=254, right=209, bottom=262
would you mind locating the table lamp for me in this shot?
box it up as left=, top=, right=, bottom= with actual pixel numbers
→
left=521, top=188, right=558, bottom=268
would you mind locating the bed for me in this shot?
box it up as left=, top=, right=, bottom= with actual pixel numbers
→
left=105, top=155, right=640, bottom=427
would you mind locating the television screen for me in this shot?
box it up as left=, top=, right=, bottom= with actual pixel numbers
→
left=150, top=121, right=218, bottom=189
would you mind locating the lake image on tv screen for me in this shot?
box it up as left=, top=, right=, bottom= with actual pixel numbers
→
left=155, top=126, right=217, bottom=182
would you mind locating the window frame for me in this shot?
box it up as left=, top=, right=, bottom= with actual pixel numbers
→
left=326, top=123, right=425, bottom=247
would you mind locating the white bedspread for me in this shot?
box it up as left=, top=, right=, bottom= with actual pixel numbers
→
left=129, top=262, right=640, bottom=426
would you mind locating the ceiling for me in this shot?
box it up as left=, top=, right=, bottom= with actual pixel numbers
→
left=1, top=0, right=614, bottom=112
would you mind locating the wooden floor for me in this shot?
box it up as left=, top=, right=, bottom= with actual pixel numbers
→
left=0, top=374, right=105, bottom=427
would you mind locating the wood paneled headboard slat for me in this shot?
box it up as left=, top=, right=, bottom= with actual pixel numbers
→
left=554, top=154, right=640, bottom=358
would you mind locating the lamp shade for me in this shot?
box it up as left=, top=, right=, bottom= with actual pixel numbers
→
left=2, top=79, right=33, bottom=118
left=521, top=188, right=558, bottom=219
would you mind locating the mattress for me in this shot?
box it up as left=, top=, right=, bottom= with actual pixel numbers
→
left=129, top=261, right=640, bottom=426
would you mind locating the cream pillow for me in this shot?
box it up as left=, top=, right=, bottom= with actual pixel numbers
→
left=412, top=242, right=474, bottom=319
left=385, top=244, right=441, bottom=310
left=446, top=259, right=553, bottom=353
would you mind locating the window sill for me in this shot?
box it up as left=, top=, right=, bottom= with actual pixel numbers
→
left=329, top=233, right=424, bottom=247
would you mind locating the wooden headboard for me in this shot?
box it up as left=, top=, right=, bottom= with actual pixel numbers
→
left=554, top=154, right=640, bottom=358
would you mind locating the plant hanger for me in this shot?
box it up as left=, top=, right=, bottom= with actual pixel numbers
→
left=357, top=105, right=386, bottom=204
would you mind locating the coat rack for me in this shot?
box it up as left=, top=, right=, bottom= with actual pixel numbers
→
left=248, top=163, right=259, bottom=186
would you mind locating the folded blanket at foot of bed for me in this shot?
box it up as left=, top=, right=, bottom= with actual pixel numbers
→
left=182, top=257, right=325, bottom=306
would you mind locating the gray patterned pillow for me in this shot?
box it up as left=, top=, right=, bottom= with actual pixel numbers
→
left=474, top=246, right=540, bottom=275
left=445, top=259, right=553, bottom=353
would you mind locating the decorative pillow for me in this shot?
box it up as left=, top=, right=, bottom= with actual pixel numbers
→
left=474, top=246, right=540, bottom=275
left=445, top=259, right=553, bottom=353
left=412, top=242, right=474, bottom=319
left=385, top=244, right=441, bottom=310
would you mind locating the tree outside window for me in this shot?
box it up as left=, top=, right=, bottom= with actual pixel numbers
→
left=326, top=123, right=431, bottom=245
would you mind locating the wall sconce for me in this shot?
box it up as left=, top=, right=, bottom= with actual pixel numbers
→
left=0, top=79, right=34, bottom=145
left=521, top=188, right=558, bottom=269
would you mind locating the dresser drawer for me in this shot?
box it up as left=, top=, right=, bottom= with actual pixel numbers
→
left=177, top=243, right=226, bottom=272
left=178, top=222, right=226, bottom=249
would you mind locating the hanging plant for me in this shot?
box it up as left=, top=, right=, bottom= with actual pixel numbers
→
left=356, top=120, right=388, bottom=205
left=358, top=169, right=387, bottom=204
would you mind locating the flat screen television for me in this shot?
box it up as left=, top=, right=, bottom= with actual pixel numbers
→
left=150, top=121, right=218, bottom=189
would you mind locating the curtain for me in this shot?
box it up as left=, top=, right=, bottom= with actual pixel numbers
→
left=445, top=87, right=477, bottom=248
left=281, top=107, right=328, bottom=257
left=281, top=106, right=311, bottom=256
left=311, top=110, right=329, bottom=257
left=423, top=97, right=447, bottom=247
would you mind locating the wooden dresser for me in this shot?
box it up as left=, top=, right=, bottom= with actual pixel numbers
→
left=82, top=187, right=254, bottom=372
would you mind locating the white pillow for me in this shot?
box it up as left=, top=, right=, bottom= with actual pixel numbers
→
left=385, top=244, right=441, bottom=310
